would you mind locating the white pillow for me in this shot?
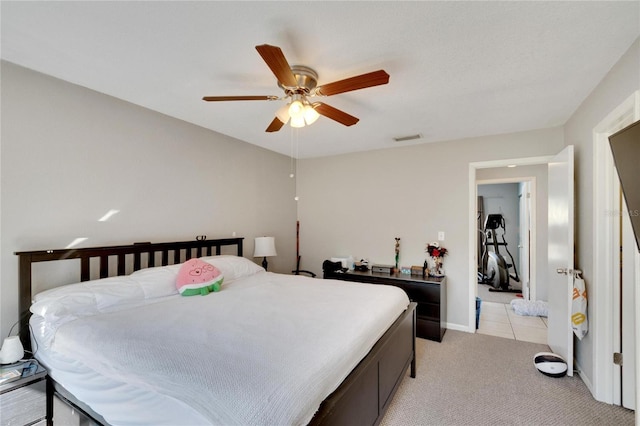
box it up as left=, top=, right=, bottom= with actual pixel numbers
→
left=200, top=255, right=264, bottom=282
left=31, top=266, right=181, bottom=326
left=130, top=263, right=181, bottom=298
left=31, top=276, right=144, bottom=326
left=30, top=256, right=262, bottom=327
left=33, top=275, right=142, bottom=304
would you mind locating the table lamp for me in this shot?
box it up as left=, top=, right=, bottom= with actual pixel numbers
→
left=0, top=336, right=24, bottom=364
left=254, top=237, right=277, bottom=270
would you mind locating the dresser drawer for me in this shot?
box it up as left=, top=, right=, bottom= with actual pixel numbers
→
left=403, top=282, right=441, bottom=303
left=416, top=318, right=445, bottom=342
left=0, top=379, right=46, bottom=426
left=416, top=302, right=440, bottom=320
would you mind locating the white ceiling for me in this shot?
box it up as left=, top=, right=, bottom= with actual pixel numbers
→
left=2, top=1, right=639, bottom=158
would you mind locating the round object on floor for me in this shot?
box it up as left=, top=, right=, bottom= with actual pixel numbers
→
left=533, top=352, right=567, bottom=378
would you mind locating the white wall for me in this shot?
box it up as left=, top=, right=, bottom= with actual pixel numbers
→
left=0, top=62, right=297, bottom=339
left=298, top=128, right=564, bottom=330
left=564, top=38, right=640, bottom=397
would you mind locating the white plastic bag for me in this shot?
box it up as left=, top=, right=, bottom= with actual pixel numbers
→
left=571, top=277, right=588, bottom=340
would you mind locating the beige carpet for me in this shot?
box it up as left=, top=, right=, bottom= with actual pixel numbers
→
left=381, top=331, right=634, bottom=426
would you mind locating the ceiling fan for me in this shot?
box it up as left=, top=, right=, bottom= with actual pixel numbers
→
left=202, top=44, right=390, bottom=132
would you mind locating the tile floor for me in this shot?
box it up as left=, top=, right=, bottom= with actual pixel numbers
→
left=476, top=300, right=548, bottom=344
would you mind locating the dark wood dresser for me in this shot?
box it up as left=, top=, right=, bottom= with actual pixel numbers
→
left=324, top=269, right=446, bottom=342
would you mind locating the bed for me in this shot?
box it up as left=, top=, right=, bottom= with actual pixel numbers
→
left=16, top=237, right=416, bottom=425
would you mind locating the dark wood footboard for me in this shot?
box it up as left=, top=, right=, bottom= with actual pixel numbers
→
left=310, top=302, right=417, bottom=426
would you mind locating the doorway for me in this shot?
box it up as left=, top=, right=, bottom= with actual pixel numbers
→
left=474, top=164, right=549, bottom=302
left=468, top=156, right=552, bottom=334
left=475, top=175, right=547, bottom=345
left=470, top=147, right=574, bottom=366
left=477, top=181, right=527, bottom=303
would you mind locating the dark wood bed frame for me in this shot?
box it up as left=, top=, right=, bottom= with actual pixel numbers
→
left=16, top=237, right=416, bottom=426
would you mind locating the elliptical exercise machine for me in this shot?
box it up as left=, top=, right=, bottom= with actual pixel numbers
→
left=478, top=213, right=521, bottom=292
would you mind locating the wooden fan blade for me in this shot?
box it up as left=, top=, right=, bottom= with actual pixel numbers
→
left=266, top=117, right=285, bottom=132
left=202, top=95, right=277, bottom=102
left=255, top=44, right=298, bottom=88
left=316, top=70, right=389, bottom=96
left=314, top=103, right=359, bottom=126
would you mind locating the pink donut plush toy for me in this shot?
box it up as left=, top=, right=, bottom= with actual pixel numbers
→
left=176, top=258, right=224, bottom=296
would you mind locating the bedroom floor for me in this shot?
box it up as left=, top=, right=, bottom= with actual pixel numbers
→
left=476, top=301, right=547, bottom=344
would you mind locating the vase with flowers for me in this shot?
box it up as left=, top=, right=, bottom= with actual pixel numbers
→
left=426, top=242, right=448, bottom=277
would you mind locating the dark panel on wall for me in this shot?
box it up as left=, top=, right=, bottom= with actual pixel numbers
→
left=609, top=120, right=640, bottom=251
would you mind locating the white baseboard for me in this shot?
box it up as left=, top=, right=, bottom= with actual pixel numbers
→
left=574, top=358, right=597, bottom=400
left=445, top=322, right=472, bottom=333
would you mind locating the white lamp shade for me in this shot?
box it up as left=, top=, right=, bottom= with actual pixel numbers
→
left=254, top=237, right=277, bottom=257
left=290, top=115, right=306, bottom=128
left=0, top=336, right=24, bottom=364
left=303, top=104, right=320, bottom=125
left=288, top=100, right=304, bottom=119
left=275, top=103, right=290, bottom=123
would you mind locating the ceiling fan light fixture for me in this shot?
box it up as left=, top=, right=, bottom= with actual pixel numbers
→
left=203, top=45, right=390, bottom=133
left=290, top=115, right=306, bottom=128
left=303, top=104, right=320, bottom=125
left=289, top=99, right=305, bottom=119
left=276, top=103, right=291, bottom=123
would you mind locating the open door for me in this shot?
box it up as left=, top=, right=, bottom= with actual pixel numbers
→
left=547, top=145, right=574, bottom=376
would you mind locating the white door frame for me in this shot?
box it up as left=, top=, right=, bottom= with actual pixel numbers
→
left=476, top=177, right=537, bottom=301
left=621, top=208, right=636, bottom=409
left=519, top=181, right=532, bottom=301
left=469, top=156, right=552, bottom=331
left=592, top=90, right=640, bottom=404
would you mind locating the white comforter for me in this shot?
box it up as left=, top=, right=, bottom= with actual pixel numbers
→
left=36, top=269, right=409, bottom=425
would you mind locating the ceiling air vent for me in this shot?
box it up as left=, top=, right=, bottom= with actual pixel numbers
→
left=393, top=134, right=422, bottom=142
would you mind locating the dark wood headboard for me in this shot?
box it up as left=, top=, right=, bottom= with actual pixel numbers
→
left=15, top=237, right=244, bottom=350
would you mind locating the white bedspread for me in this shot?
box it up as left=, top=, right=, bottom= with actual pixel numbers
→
left=40, top=271, right=409, bottom=425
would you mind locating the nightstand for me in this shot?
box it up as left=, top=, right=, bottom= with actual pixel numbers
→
left=0, top=362, right=47, bottom=426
